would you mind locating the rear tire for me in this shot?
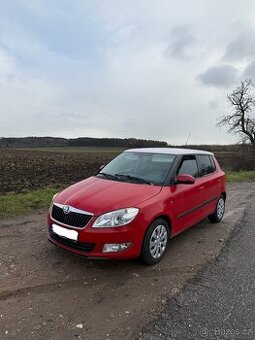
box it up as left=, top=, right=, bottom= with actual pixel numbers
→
left=141, top=218, right=169, bottom=265
left=208, top=195, right=225, bottom=223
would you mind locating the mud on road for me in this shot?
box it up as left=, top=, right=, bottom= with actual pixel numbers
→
left=0, top=182, right=254, bottom=340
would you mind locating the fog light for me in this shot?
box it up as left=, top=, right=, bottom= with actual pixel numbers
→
left=103, top=242, right=131, bottom=253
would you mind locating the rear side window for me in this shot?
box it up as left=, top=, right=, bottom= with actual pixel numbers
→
left=197, top=155, right=216, bottom=176
left=177, top=156, right=199, bottom=177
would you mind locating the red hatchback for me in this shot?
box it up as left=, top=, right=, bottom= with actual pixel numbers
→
left=48, top=148, right=226, bottom=265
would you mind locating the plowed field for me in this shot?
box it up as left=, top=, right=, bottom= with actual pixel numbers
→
left=0, top=148, right=118, bottom=195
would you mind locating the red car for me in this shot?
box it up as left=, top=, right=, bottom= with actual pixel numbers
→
left=48, top=148, right=226, bottom=265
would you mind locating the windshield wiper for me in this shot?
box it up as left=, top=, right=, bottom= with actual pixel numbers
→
left=97, top=172, right=119, bottom=180
left=115, top=174, right=153, bottom=185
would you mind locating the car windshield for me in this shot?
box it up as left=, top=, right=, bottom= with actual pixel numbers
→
left=97, top=152, right=176, bottom=186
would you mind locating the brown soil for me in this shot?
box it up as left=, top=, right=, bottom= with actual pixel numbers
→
left=0, top=149, right=116, bottom=195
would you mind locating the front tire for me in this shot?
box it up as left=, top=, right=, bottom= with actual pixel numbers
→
left=208, top=195, right=225, bottom=223
left=141, top=218, right=169, bottom=265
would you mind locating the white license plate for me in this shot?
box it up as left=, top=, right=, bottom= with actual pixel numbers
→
left=52, top=224, right=78, bottom=241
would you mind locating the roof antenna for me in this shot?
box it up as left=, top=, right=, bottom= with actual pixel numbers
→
left=184, top=133, right=191, bottom=147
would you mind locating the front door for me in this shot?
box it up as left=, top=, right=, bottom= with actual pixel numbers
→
left=170, top=155, right=205, bottom=235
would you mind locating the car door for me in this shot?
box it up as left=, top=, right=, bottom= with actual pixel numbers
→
left=196, top=154, right=220, bottom=216
left=170, top=155, right=206, bottom=235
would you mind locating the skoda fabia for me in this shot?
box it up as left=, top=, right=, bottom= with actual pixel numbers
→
left=48, top=148, right=226, bottom=265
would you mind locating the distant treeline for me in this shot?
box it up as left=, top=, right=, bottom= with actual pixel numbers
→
left=175, top=144, right=241, bottom=153
left=68, top=137, right=167, bottom=147
left=0, top=136, right=167, bottom=148
left=0, top=137, right=67, bottom=148
left=0, top=137, right=245, bottom=154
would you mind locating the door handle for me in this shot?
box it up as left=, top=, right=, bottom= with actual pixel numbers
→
left=218, top=178, right=222, bottom=182
left=199, top=185, right=205, bottom=190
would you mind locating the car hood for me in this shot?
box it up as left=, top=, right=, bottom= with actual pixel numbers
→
left=54, top=176, right=162, bottom=216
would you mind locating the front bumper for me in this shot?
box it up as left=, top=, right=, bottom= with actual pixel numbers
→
left=47, top=216, right=143, bottom=260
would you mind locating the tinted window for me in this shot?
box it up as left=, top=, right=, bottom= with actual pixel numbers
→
left=178, top=157, right=199, bottom=177
left=197, top=155, right=216, bottom=176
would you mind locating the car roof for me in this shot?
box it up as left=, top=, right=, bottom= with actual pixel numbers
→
left=125, top=147, right=213, bottom=155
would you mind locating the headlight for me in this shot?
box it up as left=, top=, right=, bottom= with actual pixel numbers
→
left=92, top=208, right=139, bottom=228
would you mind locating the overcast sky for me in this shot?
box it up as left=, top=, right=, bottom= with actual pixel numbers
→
left=1, top=0, right=255, bottom=144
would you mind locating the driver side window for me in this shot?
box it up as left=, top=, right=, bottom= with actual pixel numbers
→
left=177, top=156, right=199, bottom=178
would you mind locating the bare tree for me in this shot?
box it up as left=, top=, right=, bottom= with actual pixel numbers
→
left=218, top=79, right=255, bottom=169
left=218, top=79, right=255, bottom=144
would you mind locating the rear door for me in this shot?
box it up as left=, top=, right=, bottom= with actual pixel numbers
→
left=196, top=154, right=220, bottom=216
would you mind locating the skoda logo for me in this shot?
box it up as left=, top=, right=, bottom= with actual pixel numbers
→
left=63, top=205, right=70, bottom=214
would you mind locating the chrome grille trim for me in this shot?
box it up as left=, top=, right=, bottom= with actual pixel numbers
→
left=53, top=203, right=94, bottom=216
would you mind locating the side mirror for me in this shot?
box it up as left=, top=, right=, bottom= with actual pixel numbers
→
left=100, top=164, right=105, bottom=170
left=176, top=174, right=195, bottom=184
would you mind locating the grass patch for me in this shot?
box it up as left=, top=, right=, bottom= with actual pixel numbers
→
left=0, top=187, right=59, bottom=219
left=226, top=170, right=255, bottom=182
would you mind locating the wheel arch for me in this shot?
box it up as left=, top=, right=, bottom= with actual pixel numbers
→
left=221, top=191, right=227, bottom=200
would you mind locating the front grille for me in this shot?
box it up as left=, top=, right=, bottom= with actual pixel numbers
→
left=51, top=204, right=92, bottom=228
left=49, top=228, right=96, bottom=252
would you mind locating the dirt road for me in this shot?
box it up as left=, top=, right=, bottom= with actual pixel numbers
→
left=0, top=182, right=254, bottom=340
